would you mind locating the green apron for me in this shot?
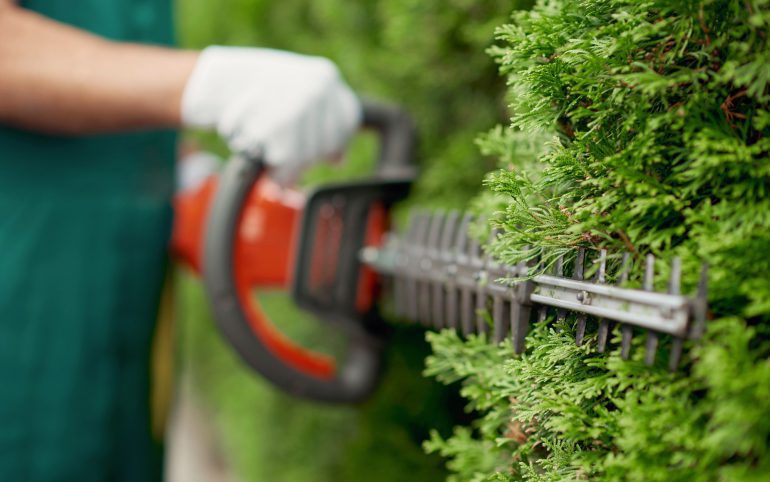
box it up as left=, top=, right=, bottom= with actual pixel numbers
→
left=0, top=1, right=176, bottom=480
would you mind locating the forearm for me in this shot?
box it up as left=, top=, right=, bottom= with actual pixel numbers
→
left=0, top=4, right=198, bottom=134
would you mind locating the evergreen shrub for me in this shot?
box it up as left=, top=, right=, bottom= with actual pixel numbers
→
left=426, top=1, right=770, bottom=480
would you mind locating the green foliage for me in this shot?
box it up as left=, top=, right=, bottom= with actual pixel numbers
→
left=427, top=317, right=770, bottom=480
left=426, top=1, right=770, bottom=480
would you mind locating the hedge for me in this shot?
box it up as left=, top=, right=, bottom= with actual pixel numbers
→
left=426, top=1, right=770, bottom=480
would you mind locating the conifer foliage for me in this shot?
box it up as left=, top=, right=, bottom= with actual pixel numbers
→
left=425, top=1, right=770, bottom=480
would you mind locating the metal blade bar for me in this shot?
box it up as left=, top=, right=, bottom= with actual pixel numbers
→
left=360, top=212, right=707, bottom=363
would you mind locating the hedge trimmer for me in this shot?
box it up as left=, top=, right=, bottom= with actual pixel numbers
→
left=172, top=100, right=708, bottom=403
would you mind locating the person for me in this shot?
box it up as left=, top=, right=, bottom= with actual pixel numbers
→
left=0, top=1, right=361, bottom=480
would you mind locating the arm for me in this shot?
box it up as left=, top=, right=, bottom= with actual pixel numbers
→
left=0, top=0, right=360, bottom=171
left=0, top=2, right=198, bottom=134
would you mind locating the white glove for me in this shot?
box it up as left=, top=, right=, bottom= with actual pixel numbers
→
left=181, top=46, right=362, bottom=174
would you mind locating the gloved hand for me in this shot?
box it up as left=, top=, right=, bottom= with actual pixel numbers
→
left=181, top=46, right=361, bottom=175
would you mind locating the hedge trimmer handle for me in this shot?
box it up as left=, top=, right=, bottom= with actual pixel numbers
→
left=200, top=100, right=416, bottom=403
left=359, top=100, right=417, bottom=179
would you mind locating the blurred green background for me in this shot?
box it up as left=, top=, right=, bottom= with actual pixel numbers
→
left=173, top=0, right=528, bottom=480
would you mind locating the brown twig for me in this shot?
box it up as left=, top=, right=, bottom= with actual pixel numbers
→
left=616, top=229, right=638, bottom=255
left=721, top=88, right=748, bottom=126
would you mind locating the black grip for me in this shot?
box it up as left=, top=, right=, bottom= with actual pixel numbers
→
left=361, top=99, right=418, bottom=178
left=203, top=155, right=384, bottom=403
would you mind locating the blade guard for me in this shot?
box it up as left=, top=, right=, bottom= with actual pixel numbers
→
left=202, top=101, right=416, bottom=403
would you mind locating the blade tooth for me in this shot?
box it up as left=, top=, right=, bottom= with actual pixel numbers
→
left=420, top=212, right=444, bottom=326
left=440, top=211, right=461, bottom=252
left=643, top=253, right=655, bottom=291
left=476, top=247, right=489, bottom=336
left=485, top=230, right=503, bottom=281
left=474, top=220, right=490, bottom=336
left=512, top=256, right=533, bottom=353
left=407, top=212, right=430, bottom=322
left=669, top=257, right=682, bottom=295
left=598, top=249, right=607, bottom=283
left=619, top=252, right=632, bottom=284
left=428, top=212, right=447, bottom=330
left=446, top=285, right=459, bottom=331
left=691, top=263, right=709, bottom=339
left=492, top=297, right=509, bottom=344
left=416, top=211, right=433, bottom=248
left=575, top=315, right=587, bottom=346
left=669, top=338, right=684, bottom=371
left=468, top=214, right=485, bottom=262
left=667, top=257, right=684, bottom=371
left=556, top=310, right=566, bottom=324
left=401, top=229, right=416, bottom=321
left=644, top=332, right=658, bottom=366
left=510, top=288, right=524, bottom=353
left=427, top=210, right=446, bottom=248
left=461, top=287, right=474, bottom=336
left=402, top=212, right=419, bottom=321
left=398, top=211, right=423, bottom=319
left=555, top=254, right=566, bottom=322
left=451, top=213, right=475, bottom=334
left=418, top=212, right=434, bottom=324
left=446, top=214, right=466, bottom=332
left=510, top=280, right=532, bottom=354
left=393, top=227, right=410, bottom=318
left=573, top=248, right=586, bottom=346
left=476, top=278, right=489, bottom=336
left=574, top=247, right=586, bottom=280
left=455, top=213, right=473, bottom=255
left=456, top=214, right=475, bottom=336
left=597, top=319, right=610, bottom=353
left=405, top=210, right=422, bottom=243
left=643, top=254, right=656, bottom=365
left=437, top=211, right=461, bottom=329
left=621, top=326, right=633, bottom=360
left=468, top=231, right=481, bottom=331
left=469, top=237, right=481, bottom=261
left=432, top=282, right=444, bottom=330
left=537, top=305, right=548, bottom=323
left=390, top=232, right=402, bottom=317
left=592, top=249, right=609, bottom=351
left=698, top=263, right=709, bottom=298
left=485, top=232, right=502, bottom=275
left=393, top=257, right=405, bottom=317
left=535, top=250, right=546, bottom=324
left=418, top=267, right=431, bottom=326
